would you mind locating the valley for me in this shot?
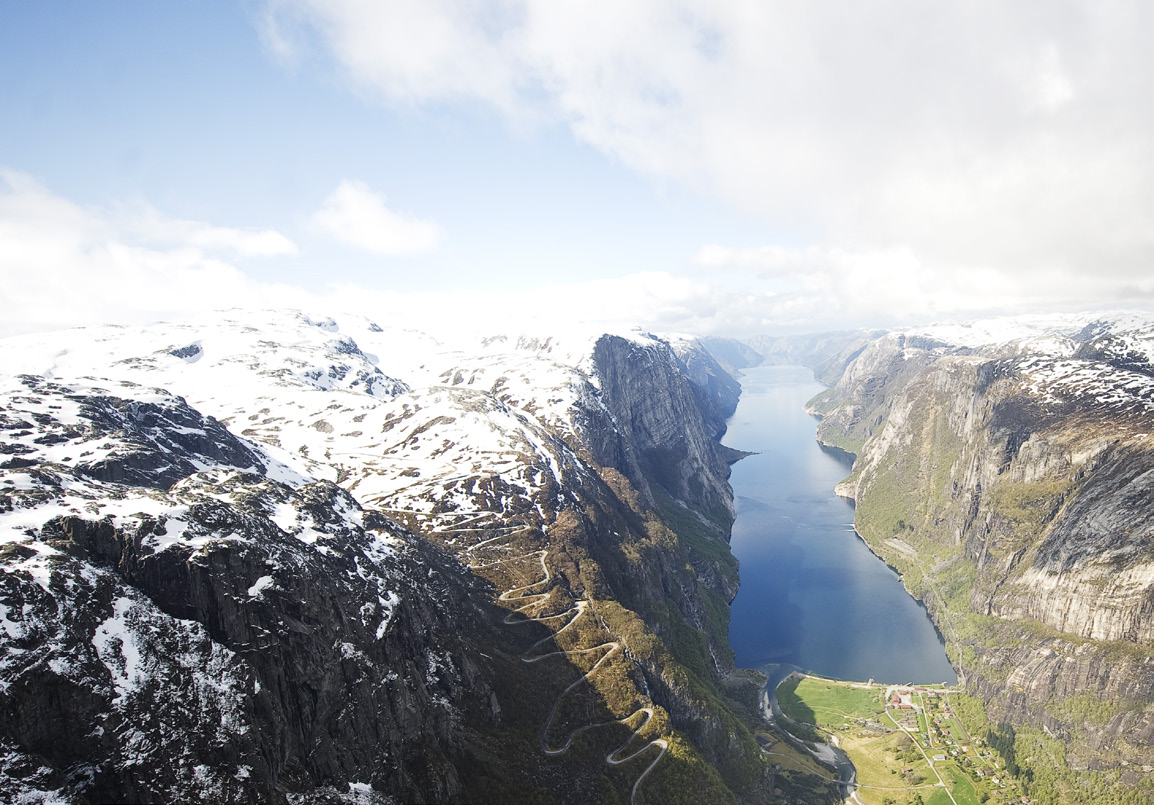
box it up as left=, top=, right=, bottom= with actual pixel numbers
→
left=1, top=308, right=1151, bottom=803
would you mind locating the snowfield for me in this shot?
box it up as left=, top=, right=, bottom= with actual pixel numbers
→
left=0, top=310, right=668, bottom=521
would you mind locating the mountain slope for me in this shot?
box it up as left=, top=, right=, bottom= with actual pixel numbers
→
left=809, top=312, right=1154, bottom=801
left=0, top=373, right=505, bottom=803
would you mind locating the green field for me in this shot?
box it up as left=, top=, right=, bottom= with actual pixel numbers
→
left=779, top=676, right=1015, bottom=805
left=938, top=765, right=981, bottom=805
left=777, top=676, right=886, bottom=727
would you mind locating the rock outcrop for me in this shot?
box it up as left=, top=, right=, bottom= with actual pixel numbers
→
left=586, top=334, right=739, bottom=526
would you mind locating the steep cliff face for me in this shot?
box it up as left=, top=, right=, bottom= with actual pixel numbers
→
left=0, top=313, right=831, bottom=804
left=587, top=334, right=739, bottom=529
left=810, top=314, right=1154, bottom=779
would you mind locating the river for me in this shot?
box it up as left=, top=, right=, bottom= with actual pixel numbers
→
left=724, top=365, right=957, bottom=686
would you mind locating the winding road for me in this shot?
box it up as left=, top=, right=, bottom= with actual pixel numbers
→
left=396, top=508, right=669, bottom=805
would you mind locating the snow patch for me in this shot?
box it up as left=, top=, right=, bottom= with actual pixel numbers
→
left=92, top=596, right=143, bottom=704
left=376, top=591, right=400, bottom=639
left=247, top=575, right=274, bottom=598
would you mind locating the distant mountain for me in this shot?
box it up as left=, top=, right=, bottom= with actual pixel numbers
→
left=809, top=311, right=1154, bottom=802
left=697, top=336, right=764, bottom=374
left=0, top=311, right=837, bottom=804
left=739, top=331, right=886, bottom=383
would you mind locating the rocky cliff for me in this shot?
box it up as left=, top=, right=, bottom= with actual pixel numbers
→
left=585, top=334, right=740, bottom=529
left=808, top=314, right=1154, bottom=795
left=0, top=312, right=837, bottom=804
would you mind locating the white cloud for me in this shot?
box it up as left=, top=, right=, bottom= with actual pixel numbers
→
left=264, top=0, right=526, bottom=112
left=263, top=0, right=1154, bottom=319
left=3, top=170, right=1146, bottom=344
left=0, top=171, right=305, bottom=337
left=310, top=179, right=442, bottom=255
left=117, top=203, right=298, bottom=257
left=0, top=172, right=715, bottom=340
left=315, top=270, right=740, bottom=337
left=693, top=242, right=1154, bottom=332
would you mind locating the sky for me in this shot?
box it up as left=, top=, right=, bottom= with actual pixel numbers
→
left=3, top=1, right=1154, bottom=339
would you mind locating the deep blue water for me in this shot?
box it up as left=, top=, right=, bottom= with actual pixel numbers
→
left=724, top=365, right=957, bottom=685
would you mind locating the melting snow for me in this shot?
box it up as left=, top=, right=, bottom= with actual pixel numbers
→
left=376, top=591, right=400, bottom=639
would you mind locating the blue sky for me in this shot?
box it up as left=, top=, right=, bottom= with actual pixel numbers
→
left=4, top=1, right=1154, bottom=337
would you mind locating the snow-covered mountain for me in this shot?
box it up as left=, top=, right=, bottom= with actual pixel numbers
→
left=0, top=310, right=791, bottom=804
left=900, top=312, right=1154, bottom=420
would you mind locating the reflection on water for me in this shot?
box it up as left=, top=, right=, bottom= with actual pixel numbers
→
left=724, top=365, right=957, bottom=685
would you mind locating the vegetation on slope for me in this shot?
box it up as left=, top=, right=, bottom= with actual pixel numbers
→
left=808, top=332, right=1154, bottom=804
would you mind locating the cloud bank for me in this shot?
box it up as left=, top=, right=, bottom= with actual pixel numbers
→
left=0, top=170, right=733, bottom=338
left=263, top=0, right=1154, bottom=322
left=0, top=170, right=306, bottom=336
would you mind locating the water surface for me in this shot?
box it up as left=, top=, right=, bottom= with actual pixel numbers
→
left=724, top=365, right=957, bottom=684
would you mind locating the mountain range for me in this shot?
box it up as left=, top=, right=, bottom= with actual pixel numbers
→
left=0, top=310, right=834, bottom=804
left=804, top=312, right=1154, bottom=802
left=4, top=307, right=1152, bottom=804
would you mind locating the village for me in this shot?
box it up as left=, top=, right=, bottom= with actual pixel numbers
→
left=774, top=674, right=1031, bottom=805
left=881, top=684, right=1027, bottom=804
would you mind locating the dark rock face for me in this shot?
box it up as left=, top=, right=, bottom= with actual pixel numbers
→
left=670, top=338, right=743, bottom=424
left=587, top=335, right=736, bottom=524
left=0, top=377, right=495, bottom=804
left=15, top=374, right=266, bottom=490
